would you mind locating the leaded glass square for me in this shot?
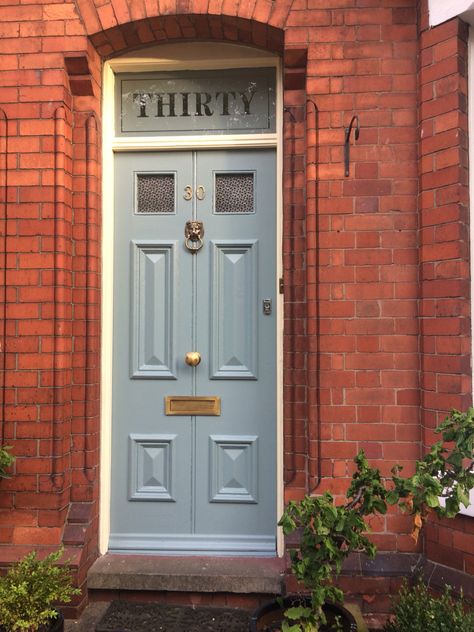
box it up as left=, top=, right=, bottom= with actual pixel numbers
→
left=215, top=172, right=254, bottom=214
left=136, top=173, right=175, bottom=214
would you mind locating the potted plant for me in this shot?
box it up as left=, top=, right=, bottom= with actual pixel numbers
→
left=251, top=409, right=474, bottom=632
left=0, top=547, right=80, bottom=632
left=0, top=445, right=14, bottom=480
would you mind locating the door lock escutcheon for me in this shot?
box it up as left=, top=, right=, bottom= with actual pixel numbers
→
left=185, top=220, right=204, bottom=253
left=263, top=299, right=272, bottom=315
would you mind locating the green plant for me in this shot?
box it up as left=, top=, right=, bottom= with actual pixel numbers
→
left=384, top=580, right=474, bottom=632
left=389, top=408, right=474, bottom=538
left=279, top=409, right=474, bottom=632
left=0, top=445, right=14, bottom=479
left=0, top=547, right=80, bottom=632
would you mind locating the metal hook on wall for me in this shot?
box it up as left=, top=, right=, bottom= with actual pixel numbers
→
left=344, top=115, right=360, bottom=177
left=283, top=106, right=296, bottom=122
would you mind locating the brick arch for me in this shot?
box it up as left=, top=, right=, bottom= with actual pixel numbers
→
left=75, top=0, right=292, bottom=33
left=88, top=13, right=284, bottom=58
left=73, top=0, right=292, bottom=57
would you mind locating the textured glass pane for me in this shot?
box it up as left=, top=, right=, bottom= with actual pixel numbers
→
left=136, top=173, right=175, bottom=214
left=119, top=68, right=276, bottom=136
left=215, top=173, right=254, bottom=214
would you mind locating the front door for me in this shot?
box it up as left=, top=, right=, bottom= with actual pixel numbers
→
left=110, top=149, right=277, bottom=555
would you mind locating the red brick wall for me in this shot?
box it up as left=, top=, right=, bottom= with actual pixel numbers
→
left=1, top=78, right=75, bottom=548
left=301, top=1, right=420, bottom=559
left=418, top=8, right=473, bottom=578
left=0, top=4, right=103, bottom=603
left=0, top=0, right=470, bottom=602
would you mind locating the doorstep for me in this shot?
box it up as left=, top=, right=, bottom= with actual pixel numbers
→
left=87, top=554, right=286, bottom=595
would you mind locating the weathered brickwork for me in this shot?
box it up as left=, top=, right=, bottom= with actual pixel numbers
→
left=0, top=0, right=471, bottom=614
left=418, top=8, right=473, bottom=578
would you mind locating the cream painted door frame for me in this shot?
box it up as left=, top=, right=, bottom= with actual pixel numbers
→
left=100, top=42, right=284, bottom=554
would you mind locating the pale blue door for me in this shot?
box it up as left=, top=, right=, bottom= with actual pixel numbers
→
left=110, top=149, right=276, bottom=555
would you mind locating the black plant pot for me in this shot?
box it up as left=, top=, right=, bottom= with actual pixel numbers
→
left=249, top=597, right=367, bottom=632
left=48, top=612, right=65, bottom=632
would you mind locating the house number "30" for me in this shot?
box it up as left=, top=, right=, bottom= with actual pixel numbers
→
left=183, top=186, right=206, bottom=200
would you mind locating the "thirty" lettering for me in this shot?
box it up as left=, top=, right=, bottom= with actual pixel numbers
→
left=132, top=89, right=256, bottom=118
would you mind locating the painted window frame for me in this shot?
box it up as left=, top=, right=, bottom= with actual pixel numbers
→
left=428, top=0, right=474, bottom=27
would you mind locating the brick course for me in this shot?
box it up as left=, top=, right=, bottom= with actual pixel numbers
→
left=0, top=0, right=472, bottom=615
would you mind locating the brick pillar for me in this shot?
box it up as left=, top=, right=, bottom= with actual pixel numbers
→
left=419, top=8, right=473, bottom=576
left=0, top=76, right=75, bottom=552
left=282, top=47, right=308, bottom=498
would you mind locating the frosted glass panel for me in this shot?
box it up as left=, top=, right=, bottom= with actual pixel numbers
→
left=215, top=173, right=254, bottom=214
left=136, top=173, right=175, bottom=214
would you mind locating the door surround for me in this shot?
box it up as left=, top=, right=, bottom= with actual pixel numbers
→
left=100, top=41, right=284, bottom=555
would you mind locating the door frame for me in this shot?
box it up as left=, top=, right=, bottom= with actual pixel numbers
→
left=100, top=42, right=284, bottom=555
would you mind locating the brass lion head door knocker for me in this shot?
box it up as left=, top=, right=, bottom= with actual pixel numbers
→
left=184, top=220, right=204, bottom=253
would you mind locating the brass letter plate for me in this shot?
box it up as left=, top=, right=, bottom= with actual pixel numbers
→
left=165, top=396, right=221, bottom=416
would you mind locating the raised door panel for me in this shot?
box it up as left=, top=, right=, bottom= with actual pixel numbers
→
left=210, top=240, right=258, bottom=379
left=129, top=433, right=176, bottom=501
left=209, top=435, right=258, bottom=503
left=131, top=241, right=177, bottom=379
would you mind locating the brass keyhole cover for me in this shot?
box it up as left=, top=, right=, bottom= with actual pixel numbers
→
left=185, top=351, right=201, bottom=367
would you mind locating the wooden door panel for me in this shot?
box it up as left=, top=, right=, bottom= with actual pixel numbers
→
left=210, top=239, right=258, bottom=379
left=111, top=152, right=193, bottom=548
left=110, top=149, right=276, bottom=555
left=131, top=240, right=177, bottom=379
left=194, top=150, right=276, bottom=548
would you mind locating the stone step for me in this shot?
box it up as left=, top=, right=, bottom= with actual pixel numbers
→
left=87, top=554, right=285, bottom=595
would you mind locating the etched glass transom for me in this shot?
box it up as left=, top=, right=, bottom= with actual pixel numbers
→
left=118, top=67, right=276, bottom=136
left=215, top=172, right=254, bottom=214
left=136, top=173, right=175, bottom=214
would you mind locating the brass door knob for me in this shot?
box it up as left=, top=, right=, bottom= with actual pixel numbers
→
left=185, top=352, right=201, bottom=367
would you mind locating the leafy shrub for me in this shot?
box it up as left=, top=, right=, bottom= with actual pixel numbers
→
left=384, top=580, right=474, bottom=632
left=0, top=445, right=14, bottom=479
left=0, top=548, right=80, bottom=632
left=389, top=408, right=474, bottom=528
left=279, top=409, right=474, bottom=631
left=279, top=451, right=385, bottom=630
